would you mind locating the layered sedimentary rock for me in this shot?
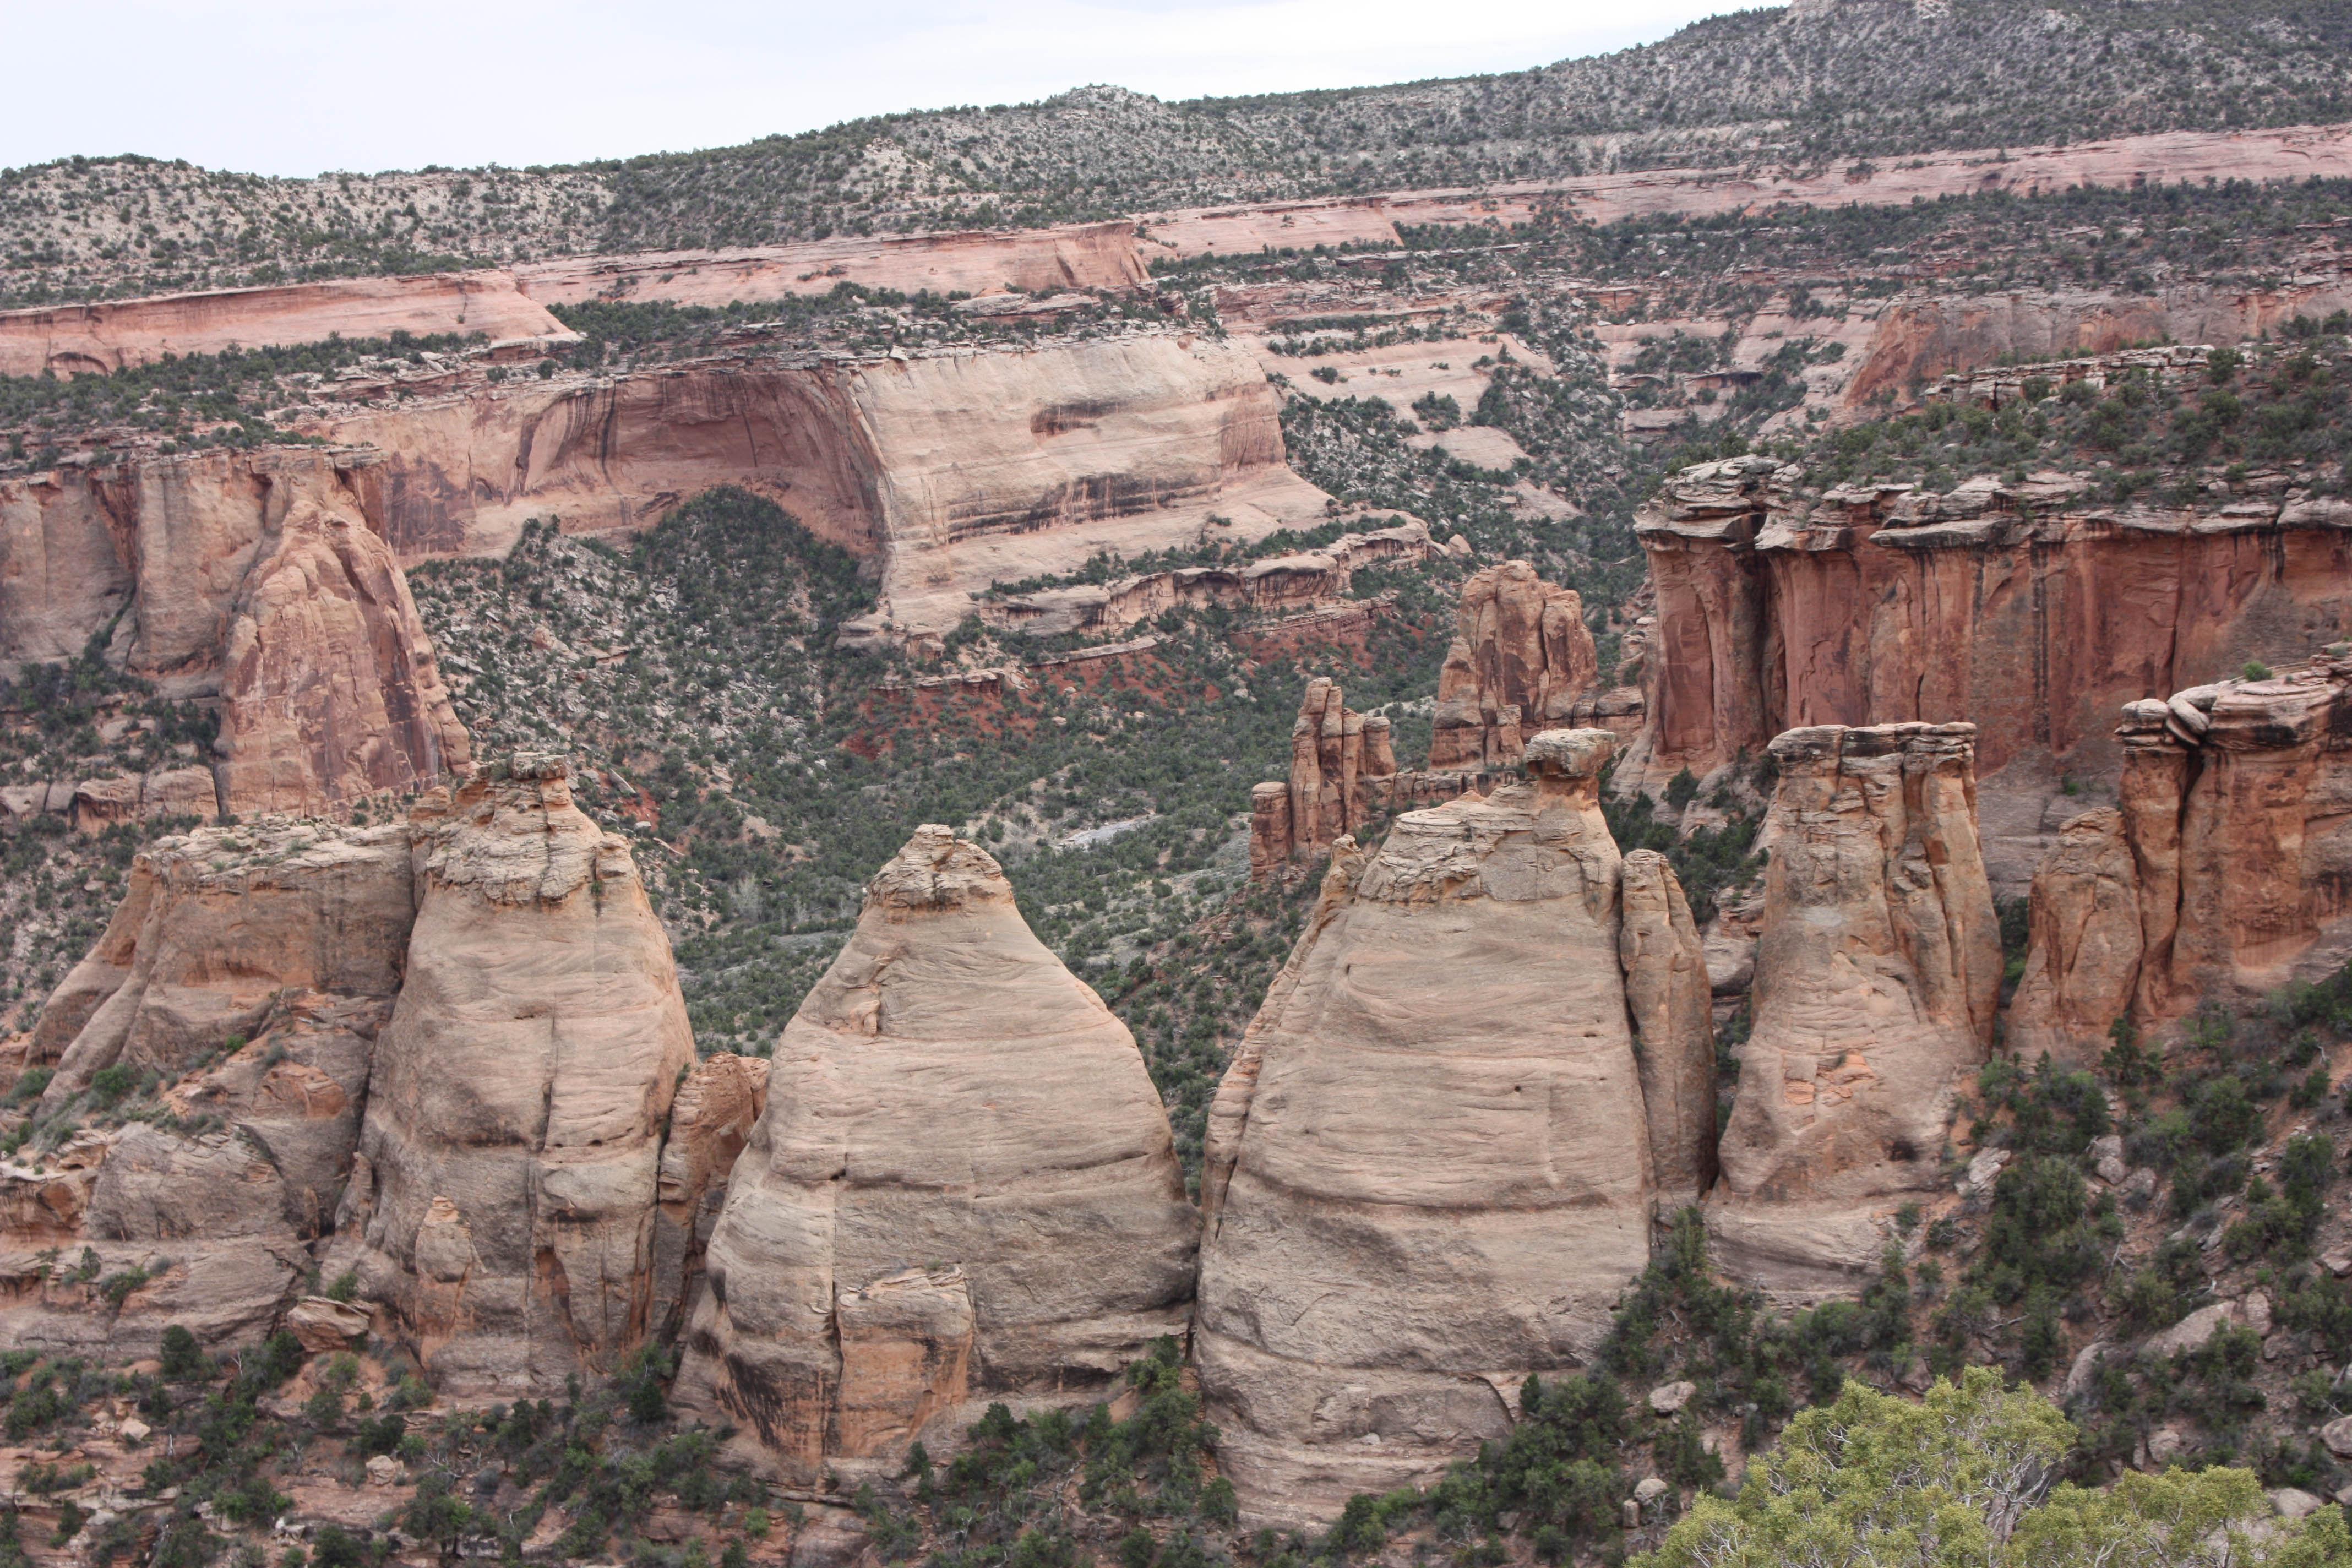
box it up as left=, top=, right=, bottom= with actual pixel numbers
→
left=675, top=826, right=1196, bottom=1481
left=1625, top=453, right=2352, bottom=884
left=1200, top=729, right=1715, bottom=1525
left=1708, top=723, right=2000, bottom=1288
left=1429, top=562, right=1600, bottom=770
left=36, top=820, right=416, bottom=1109
left=1245, top=677, right=1484, bottom=879
left=318, top=331, right=1331, bottom=638
left=986, top=519, right=1430, bottom=638
left=0, top=447, right=470, bottom=816
left=0, top=271, right=567, bottom=378
left=351, top=755, right=695, bottom=1394
left=2009, top=661, right=2352, bottom=1057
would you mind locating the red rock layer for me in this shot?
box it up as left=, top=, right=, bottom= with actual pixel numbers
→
left=2010, top=663, right=2352, bottom=1060
left=1626, top=455, right=2352, bottom=791
left=1429, top=560, right=1601, bottom=771
left=0, top=448, right=470, bottom=819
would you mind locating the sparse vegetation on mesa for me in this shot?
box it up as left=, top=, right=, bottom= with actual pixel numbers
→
left=8, top=1, right=2352, bottom=302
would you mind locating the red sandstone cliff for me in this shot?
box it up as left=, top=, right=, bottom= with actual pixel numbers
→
left=0, top=448, right=469, bottom=817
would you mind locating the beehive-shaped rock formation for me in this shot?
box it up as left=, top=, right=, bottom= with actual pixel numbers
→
left=1198, top=730, right=1714, bottom=1526
left=350, top=756, right=696, bottom=1393
left=675, top=826, right=1197, bottom=1481
left=1708, top=723, right=2000, bottom=1288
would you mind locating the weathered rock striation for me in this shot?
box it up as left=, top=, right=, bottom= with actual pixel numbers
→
left=985, top=519, right=1431, bottom=639
left=315, top=331, right=1331, bottom=639
left=2009, top=660, right=2352, bottom=1059
left=1707, top=722, right=2000, bottom=1289
left=674, top=826, right=1196, bottom=1482
left=350, top=755, right=696, bottom=1394
left=1623, top=453, right=2352, bottom=886
left=0, top=447, right=470, bottom=817
left=1428, top=561, right=1602, bottom=770
left=1200, top=729, right=1715, bottom=1526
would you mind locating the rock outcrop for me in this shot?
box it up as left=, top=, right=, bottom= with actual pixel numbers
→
left=1248, top=677, right=1483, bottom=879
left=37, top=819, right=416, bottom=1109
left=1708, top=723, right=2000, bottom=1289
left=1429, top=562, right=1601, bottom=770
left=985, top=519, right=1431, bottom=639
left=1625, top=454, right=2352, bottom=886
left=0, top=447, right=470, bottom=816
left=1199, top=730, right=1715, bottom=1526
left=2009, top=661, right=2352, bottom=1057
left=1620, top=849, right=1720, bottom=1210
left=350, top=756, right=696, bottom=1394
left=651, top=1053, right=771, bottom=1342
left=317, top=331, right=1331, bottom=639
left=674, top=826, right=1196, bottom=1482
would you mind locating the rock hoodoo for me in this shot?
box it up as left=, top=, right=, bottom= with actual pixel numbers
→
left=2009, top=661, right=2352, bottom=1058
left=1708, top=722, right=2000, bottom=1288
left=1248, top=677, right=1482, bottom=880
left=1199, top=729, right=1716, bottom=1526
left=349, top=755, right=696, bottom=1394
left=673, top=826, right=1197, bottom=1482
left=1428, top=561, right=1604, bottom=770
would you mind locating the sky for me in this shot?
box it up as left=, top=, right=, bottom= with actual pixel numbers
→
left=1, top=0, right=1730, bottom=179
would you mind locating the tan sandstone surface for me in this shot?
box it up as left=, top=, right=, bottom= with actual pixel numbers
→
left=1707, top=723, right=2000, bottom=1290
left=674, top=826, right=1197, bottom=1482
left=349, top=756, right=696, bottom=1394
left=1199, top=729, right=1713, bottom=1526
left=0, top=447, right=469, bottom=816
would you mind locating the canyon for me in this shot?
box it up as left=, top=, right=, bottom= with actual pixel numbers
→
left=12, top=37, right=2352, bottom=1564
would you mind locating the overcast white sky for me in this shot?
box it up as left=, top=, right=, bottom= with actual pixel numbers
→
left=2, top=0, right=1730, bottom=179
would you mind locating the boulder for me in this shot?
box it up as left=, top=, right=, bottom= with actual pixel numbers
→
left=353, top=755, right=695, bottom=1395
left=1199, top=729, right=1697, bottom=1527
left=674, top=826, right=1196, bottom=1482
left=1648, top=1380, right=1696, bottom=1416
left=285, top=1295, right=372, bottom=1353
left=1707, top=723, right=2001, bottom=1290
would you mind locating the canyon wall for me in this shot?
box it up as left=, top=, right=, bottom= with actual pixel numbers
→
left=1707, top=723, right=2000, bottom=1291
left=1200, top=729, right=1713, bottom=1526
left=676, top=826, right=1196, bottom=1482
left=1626, top=454, right=2352, bottom=879
left=0, top=447, right=470, bottom=818
left=0, top=272, right=568, bottom=378
left=2010, top=661, right=2352, bottom=1060
left=317, top=332, right=1330, bottom=638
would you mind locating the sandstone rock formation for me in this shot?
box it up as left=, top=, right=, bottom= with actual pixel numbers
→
left=2009, top=661, right=2352, bottom=1057
left=1620, top=849, right=1719, bottom=1210
left=350, top=756, right=695, bottom=1394
left=986, top=519, right=1431, bottom=639
left=0, top=271, right=566, bottom=378
left=1708, top=723, right=2000, bottom=1288
left=0, top=447, right=470, bottom=816
left=1429, top=562, right=1600, bottom=770
left=1248, top=677, right=1489, bottom=879
left=37, top=819, right=416, bottom=1110
left=1199, top=729, right=1715, bottom=1526
left=1623, top=452, right=2352, bottom=888
left=651, top=1053, right=771, bottom=1342
left=315, top=331, right=1331, bottom=638
left=674, top=825, right=1196, bottom=1482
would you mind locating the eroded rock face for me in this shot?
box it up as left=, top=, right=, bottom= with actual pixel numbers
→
left=1708, top=723, right=2000, bottom=1289
left=1248, top=677, right=1477, bottom=879
left=0, top=448, right=469, bottom=817
left=1620, top=849, right=1719, bottom=1211
left=651, top=1053, right=771, bottom=1342
left=675, top=826, right=1196, bottom=1482
left=37, top=820, right=416, bottom=1109
left=353, top=756, right=695, bottom=1395
left=2010, top=662, right=2352, bottom=1054
left=1429, top=562, right=1599, bottom=771
left=1624, top=454, right=2352, bottom=889
left=1200, top=729, right=1712, bottom=1527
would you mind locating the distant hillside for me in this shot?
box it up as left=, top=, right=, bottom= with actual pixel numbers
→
left=4, top=0, right=2350, bottom=305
